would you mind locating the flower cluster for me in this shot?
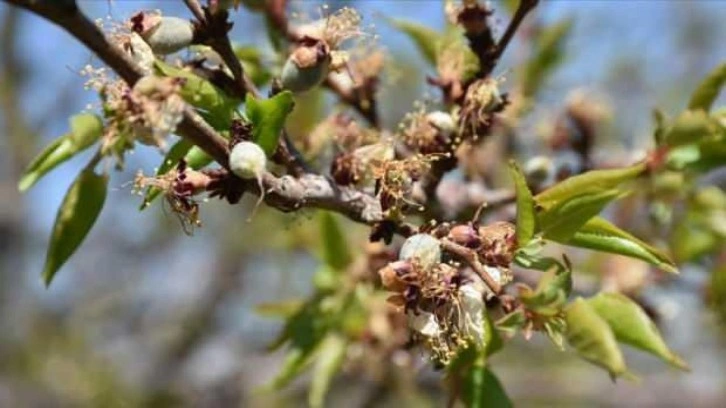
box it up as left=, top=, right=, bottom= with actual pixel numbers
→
left=377, top=221, right=516, bottom=365
left=133, top=160, right=211, bottom=235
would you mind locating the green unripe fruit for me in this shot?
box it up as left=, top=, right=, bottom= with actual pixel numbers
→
left=142, top=17, right=194, bottom=55
left=399, top=233, right=441, bottom=272
left=229, top=141, right=266, bottom=179
left=280, top=43, right=331, bottom=93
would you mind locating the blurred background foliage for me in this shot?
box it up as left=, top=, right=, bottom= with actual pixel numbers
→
left=0, top=0, right=725, bottom=406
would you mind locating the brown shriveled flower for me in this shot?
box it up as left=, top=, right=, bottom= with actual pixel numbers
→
left=134, top=160, right=210, bottom=235
left=478, top=221, right=517, bottom=267
left=458, top=77, right=507, bottom=142
left=370, top=154, right=441, bottom=217
left=398, top=104, right=456, bottom=155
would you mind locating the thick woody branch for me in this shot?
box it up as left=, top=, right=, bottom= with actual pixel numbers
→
left=6, top=0, right=387, bottom=228
left=441, top=238, right=503, bottom=295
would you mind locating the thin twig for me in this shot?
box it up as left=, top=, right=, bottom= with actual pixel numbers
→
left=183, top=0, right=206, bottom=24
left=492, top=0, right=539, bottom=63
left=440, top=238, right=503, bottom=294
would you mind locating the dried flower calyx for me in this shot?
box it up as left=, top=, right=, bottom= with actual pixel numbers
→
left=282, top=7, right=365, bottom=93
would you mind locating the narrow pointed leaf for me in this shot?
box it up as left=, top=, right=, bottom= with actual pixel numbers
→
left=388, top=18, right=439, bottom=65
left=687, top=63, right=726, bottom=112
left=461, top=365, right=512, bottom=408
left=564, top=298, right=630, bottom=379
left=19, top=113, right=103, bottom=191
left=43, top=170, right=108, bottom=286
left=535, top=163, right=645, bottom=211
left=154, top=60, right=240, bottom=129
left=308, top=335, right=347, bottom=408
left=587, top=292, right=688, bottom=370
left=509, top=161, right=536, bottom=246
left=245, top=91, right=295, bottom=156
left=539, top=189, right=624, bottom=241
left=565, top=217, right=677, bottom=273
left=664, top=110, right=720, bottom=147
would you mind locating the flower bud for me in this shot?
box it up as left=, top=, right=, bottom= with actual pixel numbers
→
left=140, top=16, right=194, bottom=55
left=399, top=234, right=441, bottom=272
left=280, top=41, right=331, bottom=93
left=448, top=224, right=482, bottom=249
left=378, top=260, right=412, bottom=292
left=229, top=141, right=266, bottom=179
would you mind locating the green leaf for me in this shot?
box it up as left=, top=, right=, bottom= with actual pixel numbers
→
left=308, top=335, right=347, bottom=408
left=254, top=299, right=304, bottom=319
left=687, top=63, right=726, bottom=112
left=235, top=46, right=273, bottom=87
left=520, top=260, right=572, bottom=313
left=437, top=25, right=479, bottom=81
left=461, top=365, right=512, bottom=408
left=19, top=113, right=103, bottom=191
left=388, top=18, right=439, bottom=66
left=68, top=113, right=104, bottom=147
left=587, top=292, right=688, bottom=370
left=520, top=18, right=573, bottom=98
left=43, top=170, right=108, bottom=286
left=566, top=216, right=677, bottom=273
left=496, top=310, right=526, bottom=337
left=535, top=163, right=645, bottom=211
left=664, top=110, right=720, bottom=147
left=564, top=298, right=631, bottom=379
left=509, top=161, right=536, bottom=246
left=154, top=60, right=240, bottom=129
left=318, top=211, right=352, bottom=270
left=539, top=189, right=625, bottom=241
left=245, top=91, right=295, bottom=156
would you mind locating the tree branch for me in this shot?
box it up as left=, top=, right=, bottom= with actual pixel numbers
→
left=441, top=238, right=502, bottom=294
left=6, top=0, right=388, bottom=229
left=492, top=0, right=539, bottom=63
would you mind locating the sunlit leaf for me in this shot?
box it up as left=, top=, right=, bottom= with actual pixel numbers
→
left=308, top=335, right=347, bottom=408
left=687, top=63, right=726, bottom=112
left=245, top=91, right=295, bottom=156
left=587, top=292, right=688, bottom=370
left=664, top=110, right=720, bottom=147
left=520, top=18, right=573, bottom=98
left=539, top=188, right=625, bottom=241
left=19, top=113, right=103, bottom=191
left=388, top=18, right=439, bottom=66
left=461, top=365, right=512, bottom=408
left=154, top=60, right=240, bottom=129
left=43, top=170, right=108, bottom=286
left=564, top=298, right=632, bottom=379
left=565, top=216, right=677, bottom=273
left=535, top=163, right=645, bottom=211
left=509, top=161, right=536, bottom=246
